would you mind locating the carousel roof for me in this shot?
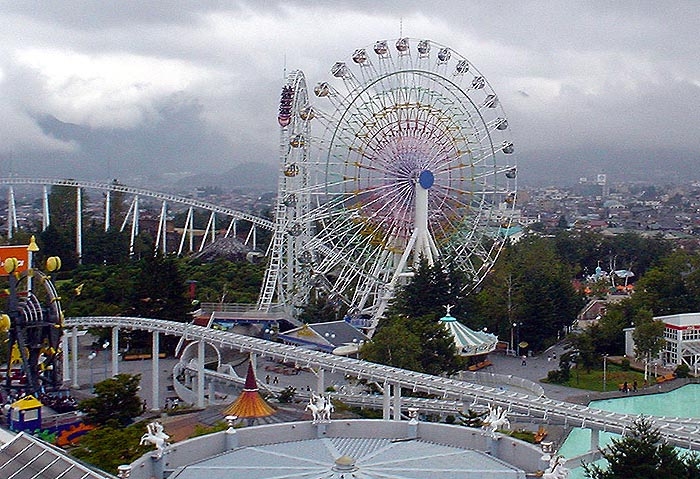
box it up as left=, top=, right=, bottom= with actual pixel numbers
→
left=223, top=363, right=275, bottom=419
left=439, top=314, right=498, bottom=357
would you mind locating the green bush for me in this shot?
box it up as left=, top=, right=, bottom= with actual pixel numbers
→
left=277, top=386, right=297, bottom=403
left=675, top=363, right=690, bottom=378
left=547, top=369, right=567, bottom=384
left=620, top=358, right=631, bottom=371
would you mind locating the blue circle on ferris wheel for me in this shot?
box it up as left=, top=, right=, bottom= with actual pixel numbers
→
left=418, top=170, right=434, bottom=189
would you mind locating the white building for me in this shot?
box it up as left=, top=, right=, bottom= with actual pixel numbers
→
left=659, top=313, right=700, bottom=372
left=625, top=312, right=700, bottom=373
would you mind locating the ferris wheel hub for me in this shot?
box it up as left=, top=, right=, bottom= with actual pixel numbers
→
left=418, top=170, right=435, bottom=190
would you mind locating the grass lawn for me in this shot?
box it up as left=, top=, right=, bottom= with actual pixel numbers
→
left=549, top=364, right=647, bottom=392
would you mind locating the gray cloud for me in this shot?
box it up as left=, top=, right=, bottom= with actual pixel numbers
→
left=0, top=1, right=698, bottom=185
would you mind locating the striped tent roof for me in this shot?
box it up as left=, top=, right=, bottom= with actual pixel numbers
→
left=439, top=314, right=498, bottom=357
left=223, top=363, right=275, bottom=419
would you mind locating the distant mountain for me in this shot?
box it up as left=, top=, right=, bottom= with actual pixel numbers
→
left=174, top=161, right=278, bottom=192
left=517, top=147, right=700, bottom=187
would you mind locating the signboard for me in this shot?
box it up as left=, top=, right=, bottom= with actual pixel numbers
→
left=0, top=245, right=29, bottom=276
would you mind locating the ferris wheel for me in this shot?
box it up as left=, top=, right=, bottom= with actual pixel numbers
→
left=259, top=38, right=517, bottom=329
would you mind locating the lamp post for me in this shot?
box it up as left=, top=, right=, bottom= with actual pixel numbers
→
left=88, top=351, right=97, bottom=391
left=102, top=341, right=110, bottom=380
left=515, top=323, right=522, bottom=356
left=603, top=354, right=608, bottom=392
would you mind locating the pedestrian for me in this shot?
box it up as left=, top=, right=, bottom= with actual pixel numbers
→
left=265, top=374, right=270, bottom=384
left=552, top=353, right=556, bottom=361
left=521, top=355, right=527, bottom=366
left=547, top=355, right=551, bottom=362
left=633, top=380, right=638, bottom=392
left=623, top=381, right=628, bottom=393
left=273, top=376, right=279, bottom=384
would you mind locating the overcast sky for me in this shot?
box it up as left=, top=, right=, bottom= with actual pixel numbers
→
left=1, top=1, right=698, bottom=186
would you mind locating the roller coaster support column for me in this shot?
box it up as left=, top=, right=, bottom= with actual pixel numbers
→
left=151, top=331, right=160, bottom=411
left=112, top=327, right=119, bottom=376
left=197, top=340, right=205, bottom=408
left=62, top=332, right=70, bottom=383
left=104, top=190, right=110, bottom=231
left=382, top=381, right=391, bottom=420
left=392, top=383, right=401, bottom=420
left=42, top=185, right=50, bottom=231
left=7, top=186, right=17, bottom=239
left=71, top=327, right=79, bottom=388
left=76, top=187, right=83, bottom=264
left=590, top=428, right=600, bottom=452
left=316, top=368, right=325, bottom=394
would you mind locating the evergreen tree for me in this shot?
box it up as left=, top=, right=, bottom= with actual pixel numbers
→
left=583, top=417, right=699, bottom=478
left=78, top=374, right=145, bottom=426
left=360, top=317, right=422, bottom=371
left=71, top=421, right=151, bottom=474
left=129, top=253, right=190, bottom=322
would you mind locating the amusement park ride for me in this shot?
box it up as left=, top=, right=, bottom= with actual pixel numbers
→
left=0, top=238, right=65, bottom=399
left=259, top=37, right=517, bottom=332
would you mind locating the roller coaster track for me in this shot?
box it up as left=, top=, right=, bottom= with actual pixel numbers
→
left=65, top=316, right=700, bottom=450
left=0, top=177, right=275, bottom=230
left=1, top=177, right=384, bottom=302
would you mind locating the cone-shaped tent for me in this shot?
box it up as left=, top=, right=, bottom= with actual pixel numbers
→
left=440, top=313, right=498, bottom=357
left=223, top=362, right=275, bottom=419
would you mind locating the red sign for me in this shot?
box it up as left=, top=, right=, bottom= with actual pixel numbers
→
left=0, top=245, right=29, bottom=275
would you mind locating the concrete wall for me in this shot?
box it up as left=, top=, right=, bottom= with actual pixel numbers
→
left=125, top=420, right=547, bottom=479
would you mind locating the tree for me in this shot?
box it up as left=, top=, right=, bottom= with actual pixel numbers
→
left=361, top=314, right=462, bottom=375
left=298, top=294, right=340, bottom=324
left=630, top=251, right=700, bottom=316
left=473, top=237, right=582, bottom=351
left=360, top=318, right=422, bottom=371
left=129, top=254, right=190, bottom=322
left=78, top=374, right=145, bottom=426
left=583, top=416, right=699, bottom=478
left=390, top=259, right=466, bottom=319
left=632, top=309, right=665, bottom=381
left=71, top=421, right=151, bottom=474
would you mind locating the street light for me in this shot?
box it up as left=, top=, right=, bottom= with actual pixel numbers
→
left=515, top=323, right=522, bottom=356
left=88, top=351, right=97, bottom=391
left=603, top=354, right=609, bottom=392
left=102, top=341, right=110, bottom=380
